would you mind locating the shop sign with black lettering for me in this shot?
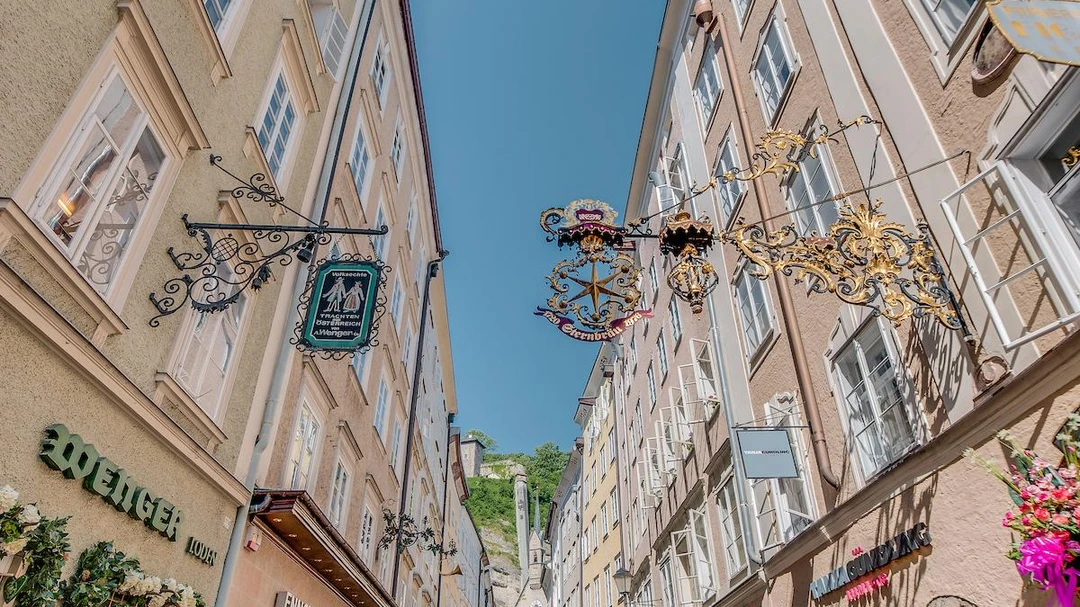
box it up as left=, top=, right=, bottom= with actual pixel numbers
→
left=736, top=429, right=799, bottom=479
left=299, top=260, right=381, bottom=351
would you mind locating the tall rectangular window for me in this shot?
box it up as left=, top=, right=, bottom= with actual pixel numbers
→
left=753, top=16, right=795, bottom=122
left=286, top=404, right=320, bottom=490
left=694, top=39, right=723, bottom=124
left=717, top=474, right=746, bottom=576
left=921, top=0, right=977, bottom=44
left=601, top=502, right=609, bottom=535
left=36, top=72, right=168, bottom=295
left=390, top=417, right=403, bottom=473
left=647, top=365, right=657, bottom=408
left=669, top=298, right=682, bottom=342
left=349, top=124, right=372, bottom=201
left=734, top=272, right=772, bottom=357
left=371, top=40, right=392, bottom=107
left=405, top=198, right=417, bottom=245
left=328, top=460, right=349, bottom=527
left=359, top=506, right=375, bottom=560
left=257, top=72, right=297, bottom=178
left=311, top=1, right=348, bottom=77
left=714, top=132, right=744, bottom=225
left=374, top=379, right=390, bottom=436
left=659, top=558, right=677, bottom=607
left=371, top=204, right=388, bottom=259
left=390, top=124, right=406, bottom=180
left=788, top=138, right=839, bottom=236
left=731, top=0, right=750, bottom=24
left=610, top=488, right=619, bottom=522
left=834, top=321, right=916, bottom=478
left=390, top=279, right=403, bottom=328
left=649, top=259, right=661, bottom=301
left=174, top=295, right=246, bottom=419
left=657, top=334, right=669, bottom=378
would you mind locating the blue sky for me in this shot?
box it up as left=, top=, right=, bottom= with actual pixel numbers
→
left=412, top=2, right=664, bottom=454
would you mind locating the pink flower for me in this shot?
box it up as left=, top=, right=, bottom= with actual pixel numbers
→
left=1035, top=508, right=1052, bottom=522
left=1053, top=489, right=1073, bottom=503
left=1022, top=516, right=1034, bottom=526
left=1016, top=535, right=1080, bottom=606
left=1053, top=515, right=1071, bottom=527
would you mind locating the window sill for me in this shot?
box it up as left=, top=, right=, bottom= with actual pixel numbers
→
left=153, top=372, right=228, bottom=447
left=0, top=198, right=128, bottom=343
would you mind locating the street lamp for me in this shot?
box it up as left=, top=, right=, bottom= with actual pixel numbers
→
left=613, top=568, right=631, bottom=603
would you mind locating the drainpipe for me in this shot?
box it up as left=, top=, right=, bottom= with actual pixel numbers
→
left=212, top=2, right=377, bottom=605
left=435, top=420, right=454, bottom=606
left=714, top=13, right=840, bottom=492
left=392, top=250, right=451, bottom=599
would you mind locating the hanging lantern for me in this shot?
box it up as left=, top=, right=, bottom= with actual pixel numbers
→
left=659, top=211, right=719, bottom=314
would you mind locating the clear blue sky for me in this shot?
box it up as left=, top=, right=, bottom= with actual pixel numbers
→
left=412, top=2, right=664, bottom=454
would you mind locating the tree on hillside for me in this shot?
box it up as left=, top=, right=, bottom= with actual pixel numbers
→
left=465, top=429, right=498, bottom=452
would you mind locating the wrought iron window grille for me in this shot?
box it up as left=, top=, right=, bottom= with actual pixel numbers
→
left=378, top=509, right=458, bottom=557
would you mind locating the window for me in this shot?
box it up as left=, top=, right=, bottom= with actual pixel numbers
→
left=374, top=379, right=390, bottom=436
left=604, top=566, right=613, bottom=607
left=401, top=323, right=414, bottom=375
left=649, top=259, right=661, bottom=301
left=311, top=0, right=348, bottom=77
left=389, top=417, right=403, bottom=473
left=390, top=279, right=403, bottom=328
left=351, top=348, right=368, bottom=383
left=767, top=401, right=816, bottom=542
left=582, top=527, right=590, bottom=556
left=657, top=335, right=669, bottom=377
left=672, top=509, right=714, bottom=604
left=285, top=403, right=320, bottom=489
left=405, top=198, right=417, bottom=245
left=833, top=320, right=916, bottom=478
left=669, top=298, right=682, bottom=342
left=173, top=294, right=246, bottom=419
left=257, top=72, right=297, bottom=178
left=647, top=365, right=657, bottom=408
left=717, top=472, right=747, bottom=576
left=359, top=506, right=376, bottom=559
left=328, top=460, right=349, bottom=527
left=349, top=123, right=372, bottom=201
left=734, top=270, right=772, bottom=357
left=659, top=557, right=677, bottom=607
left=390, top=123, right=406, bottom=180
left=693, top=38, right=723, bottom=124
left=610, top=488, right=619, bottom=523
left=599, top=444, right=607, bottom=475
left=730, top=0, right=750, bottom=25
left=601, top=502, right=609, bottom=536
left=591, top=517, right=598, bottom=551
left=35, top=71, right=169, bottom=296
left=371, top=204, right=388, bottom=258
left=629, top=335, right=638, bottom=369
left=714, top=131, right=744, bottom=225
left=608, top=428, right=616, bottom=464
left=204, top=0, right=233, bottom=29
left=920, top=0, right=977, bottom=45
left=658, top=143, right=689, bottom=213
left=371, top=38, right=392, bottom=107
left=753, top=15, right=796, bottom=123
left=788, top=135, right=839, bottom=236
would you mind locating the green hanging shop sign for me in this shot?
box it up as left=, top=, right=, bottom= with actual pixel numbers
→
left=297, top=259, right=383, bottom=352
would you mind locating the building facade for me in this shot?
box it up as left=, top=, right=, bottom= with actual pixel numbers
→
left=543, top=437, right=584, bottom=607
left=0, top=0, right=487, bottom=606
left=579, top=1, right=1080, bottom=606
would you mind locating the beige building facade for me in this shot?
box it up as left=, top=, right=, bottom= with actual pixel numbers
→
left=572, top=1, right=1080, bottom=606
left=0, top=0, right=486, bottom=606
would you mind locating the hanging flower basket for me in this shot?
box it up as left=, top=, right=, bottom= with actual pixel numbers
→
left=966, top=418, right=1080, bottom=606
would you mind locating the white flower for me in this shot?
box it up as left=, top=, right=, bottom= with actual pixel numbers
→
left=0, top=486, right=19, bottom=514
left=178, top=591, right=197, bottom=607
left=4, top=537, right=29, bottom=555
left=17, top=504, right=40, bottom=526
left=148, top=594, right=168, bottom=607
left=163, top=578, right=180, bottom=592
left=118, top=571, right=143, bottom=593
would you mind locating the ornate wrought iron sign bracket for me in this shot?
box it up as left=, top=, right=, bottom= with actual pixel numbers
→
left=148, top=156, right=388, bottom=328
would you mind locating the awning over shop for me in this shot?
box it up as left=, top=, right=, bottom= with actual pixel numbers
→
left=251, top=490, right=393, bottom=607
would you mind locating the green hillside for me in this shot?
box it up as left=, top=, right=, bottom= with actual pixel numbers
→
left=463, top=436, right=569, bottom=568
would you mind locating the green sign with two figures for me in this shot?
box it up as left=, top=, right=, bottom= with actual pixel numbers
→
left=299, top=260, right=381, bottom=351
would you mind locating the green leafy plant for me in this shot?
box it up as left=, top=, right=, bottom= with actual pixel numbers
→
left=0, top=485, right=43, bottom=557
left=4, top=516, right=70, bottom=607
left=62, top=542, right=206, bottom=607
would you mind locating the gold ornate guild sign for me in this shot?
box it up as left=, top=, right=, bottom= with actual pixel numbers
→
left=537, top=200, right=651, bottom=341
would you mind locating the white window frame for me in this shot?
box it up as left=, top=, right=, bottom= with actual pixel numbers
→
left=349, top=119, right=373, bottom=205
left=310, top=0, right=350, bottom=79
left=669, top=298, right=683, bottom=343
left=658, top=143, right=691, bottom=215
left=327, top=458, right=351, bottom=528
left=371, top=34, right=393, bottom=109
left=371, top=201, right=389, bottom=259
left=390, top=278, right=403, bottom=330
left=28, top=66, right=177, bottom=305
left=358, top=503, right=377, bottom=561
left=254, top=63, right=303, bottom=186
left=390, top=119, right=406, bottom=183
left=733, top=265, right=775, bottom=362
left=751, top=9, right=798, bottom=125
left=657, top=334, right=670, bottom=378
left=715, top=469, right=747, bottom=578
left=830, top=317, right=921, bottom=482
left=284, top=398, right=323, bottom=490
left=900, top=0, right=984, bottom=81
left=373, top=376, right=391, bottom=437
left=714, top=127, right=745, bottom=227
left=784, top=122, right=842, bottom=236
left=693, top=36, right=724, bottom=127
left=647, top=364, right=657, bottom=409
left=730, top=0, right=753, bottom=30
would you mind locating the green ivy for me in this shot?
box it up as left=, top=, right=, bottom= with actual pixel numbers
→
left=62, top=541, right=139, bottom=607
left=4, top=516, right=70, bottom=607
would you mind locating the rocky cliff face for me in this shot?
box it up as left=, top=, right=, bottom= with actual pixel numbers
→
left=481, top=527, right=523, bottom=607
